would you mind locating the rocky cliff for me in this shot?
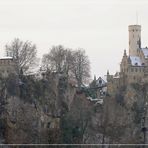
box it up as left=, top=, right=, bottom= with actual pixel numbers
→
left=0, top=73, right=76, bottom=144
left=83, top=83, right=148, bottom=145
left=0, top=73, right=148, bottom=145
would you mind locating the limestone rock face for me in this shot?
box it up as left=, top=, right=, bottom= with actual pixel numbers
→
left=0, top=72, right=148, bottom=144
left=82, top=84, right=148, bottom=145
left=0, top=73, right=76, bottom=144
left=6, top=96, right=43, bottom=143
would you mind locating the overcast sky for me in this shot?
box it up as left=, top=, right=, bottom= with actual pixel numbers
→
left=0, top=0, right=148, bottom=78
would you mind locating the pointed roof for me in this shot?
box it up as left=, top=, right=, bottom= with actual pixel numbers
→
left=96, top=77, right=107, bottom=86
left=107, top=70, right=109, bottom=75
left=141, top=47, right=148, bottom=59
left=124, top=49, right=127, bottom=56
left=94, top=75, right=96, bottom=81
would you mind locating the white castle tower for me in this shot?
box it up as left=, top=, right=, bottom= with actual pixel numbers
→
left=128, top=25, right=141, bottom=56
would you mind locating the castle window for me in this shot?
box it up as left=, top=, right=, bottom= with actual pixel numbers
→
left=135, top=68, right=137, bottom=72
left=131, top=68, right=133, bottom=72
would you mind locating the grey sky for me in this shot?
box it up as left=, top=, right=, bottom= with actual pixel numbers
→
left=0, top=0, right=148, bottom=77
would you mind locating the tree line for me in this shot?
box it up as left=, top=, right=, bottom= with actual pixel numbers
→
left=5, top=38, right=91, bottom=88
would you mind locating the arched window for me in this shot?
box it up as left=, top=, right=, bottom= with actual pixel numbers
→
left=99, top=80, right=102, bottom=84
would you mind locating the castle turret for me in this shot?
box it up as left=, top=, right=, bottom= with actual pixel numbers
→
left=128, top=25, right=141, bottom=56
left=120, top=49, right=128, bottom=73
left=107, top=70, right=111, bottom=82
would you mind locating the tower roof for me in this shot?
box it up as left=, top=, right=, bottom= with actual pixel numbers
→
left=129, top=56, right=143, bottom=66
left=141, top=48, right=148, bottom=59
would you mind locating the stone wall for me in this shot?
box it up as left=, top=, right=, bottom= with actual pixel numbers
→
left=0, top=59, right=16, bottom=78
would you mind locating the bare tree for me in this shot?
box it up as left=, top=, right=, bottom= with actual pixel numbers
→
left=5, top=38, right=38, bottom=75
left=71, top=49, right=90, bottom=88
left=42, top=45, right=74, bottom=74
left=42, top=45, right=66, bottom=73
left=41, top=54, right=52, bottom=72
left=42, top=46, right=90, bottom=87
left=64, top=49, right=75, bottom=75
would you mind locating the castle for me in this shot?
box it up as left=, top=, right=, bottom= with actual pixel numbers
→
left=0, top=57, right=16, bottom=78
left=107, top=24, right=148, bottom=94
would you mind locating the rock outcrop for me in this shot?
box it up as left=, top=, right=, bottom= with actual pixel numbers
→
left=0, top=73, right=76, bottom=144
left=0, top=72, right=148, bottom=145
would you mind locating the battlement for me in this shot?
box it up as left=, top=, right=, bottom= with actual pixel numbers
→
left=128, top=25, right=141, bottom=31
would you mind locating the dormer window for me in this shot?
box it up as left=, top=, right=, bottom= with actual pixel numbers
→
left=99, top=80, right=102, bottom=84
left=142, top=63, right=145, bottom=66
left=135, top=63, right=138, bottom=66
